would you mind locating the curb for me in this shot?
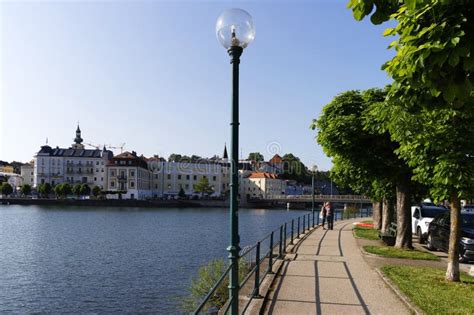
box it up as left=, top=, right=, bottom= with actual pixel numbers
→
left=374, top=268, right=423, bottom=315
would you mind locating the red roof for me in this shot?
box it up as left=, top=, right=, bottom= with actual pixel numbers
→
left=269, top=154, right=283, bottom=165
left=248, top=172, right=279, bottom=179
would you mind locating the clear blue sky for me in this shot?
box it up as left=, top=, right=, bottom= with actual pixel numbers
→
left=0, top=0, right=394, bottom=170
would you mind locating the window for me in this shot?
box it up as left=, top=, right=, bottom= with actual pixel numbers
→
left=130, top=171, right=135, bottom=177
left=111, top=171, right=115, bottom=176
left=213, top=176, right=216, bottom=181
left=193, top=175, right=197, bottom=180
left=186, top=175, right=190, bottom=180
left=101, top=177, right=103, bottom=181
left=101, top=169, right=104, bottom=173
left=155, top=174, right=158, bottom=179
left=94, top=177, right=97, bottom=181
left=96, top=161, right=99, bottom=165
left=185, top=184, right=189, bottom=189
left=130, top=182, right=135, bottom=188
left=96, top=169, right=99, bottom=172
left=178, top=175, right=182, bottom=180
left=167, top=174, right=171, bottom=180
left=111, top=181, right=115, bottom=187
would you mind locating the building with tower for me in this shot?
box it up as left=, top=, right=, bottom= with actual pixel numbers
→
left=33, top=125, right=113, bottom=188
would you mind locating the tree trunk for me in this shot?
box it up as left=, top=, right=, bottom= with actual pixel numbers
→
left=372, top=201, right=382, bottom=230
left=394, top=179, right=412, bottom=249
left=381, top=198, right=394, bottom=234
left=446, top=192, right=461, bottom=282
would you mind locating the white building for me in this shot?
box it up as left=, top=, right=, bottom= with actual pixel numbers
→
left=149, top=160, right=229, bottom=198
left=20, top=162, right=35, bottom=186
left=33, top=125, right=113, bottom=188
left=241, top=172, right=287, bottom=199
left=106, top=151, right=152, bottom=200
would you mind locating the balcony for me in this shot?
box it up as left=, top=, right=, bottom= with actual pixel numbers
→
left=118, top=175, right=127, bottom=182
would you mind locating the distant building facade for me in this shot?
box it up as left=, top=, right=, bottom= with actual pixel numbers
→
left=241, top=172, right=286, bottom=199
left=33, top=125, right=113, bottom=188
left=106, top=151, right=152, bottom=200
left=20, top=162, right=35, bottom=186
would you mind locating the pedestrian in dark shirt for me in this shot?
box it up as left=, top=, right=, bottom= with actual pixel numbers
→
left=325, top=202, right=334, bottom=230
left=320, top=203, right=327, bottom=229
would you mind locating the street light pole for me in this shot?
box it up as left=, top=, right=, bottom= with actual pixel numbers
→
left=216, top=9, right=255, bottom=315
left=311, top=165, right=316, bottom=226
left=228, top=44, right=242, bottom=315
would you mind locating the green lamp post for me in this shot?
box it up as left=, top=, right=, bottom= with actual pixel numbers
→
left=312, top=165, right=317, bottom=225
left=216, top=8, right=255, bottom=315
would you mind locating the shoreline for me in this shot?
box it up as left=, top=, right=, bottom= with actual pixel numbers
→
left=0, top=197, right=294, bottom=209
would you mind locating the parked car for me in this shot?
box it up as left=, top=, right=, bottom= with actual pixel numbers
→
left=427, top=212, right=474, bottom=262
left=411, top=205, right=447, bottom=243
left=462, top=204, right=474, bottom=213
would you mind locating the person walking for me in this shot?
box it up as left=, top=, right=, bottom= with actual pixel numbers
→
left=325, top=201, right=334, bottom=230
left=320, top=203, right=327, bottom=229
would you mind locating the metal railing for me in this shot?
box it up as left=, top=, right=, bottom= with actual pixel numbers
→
left=193, top=207, right=372, bottom=314
left=262, top=194, right=370, bottom=201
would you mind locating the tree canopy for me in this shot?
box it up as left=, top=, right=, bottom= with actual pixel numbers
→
left=347, top=0, right=474, bottom=281
left=194, top=177, right=214, bottom=196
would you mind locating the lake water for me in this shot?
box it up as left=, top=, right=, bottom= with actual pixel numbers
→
left=0, top=205, right=308, bottom=313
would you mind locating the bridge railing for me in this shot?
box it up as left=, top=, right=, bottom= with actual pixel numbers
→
left=193, top=207, right=372, bottom=314
left=261, top=194, right=370, bottom=201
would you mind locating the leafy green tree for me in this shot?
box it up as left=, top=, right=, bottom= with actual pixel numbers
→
left=178, top=187, right=186, bottom=198
left=348, top=0, right=474, bottom=281
left=62, top=183, right=72, bottom=197
left=20, top=184, right=31, bottom=197
left=54, top=184, right=63, bottom=198
left=281, top=153, right=310, bottom=183
left=194, top=177, right=214, bottom=197
left=248, top=152, right=264, bottom=162
left=92, top=185, right=102, bottom=198
left=168, top=154, right=182, bottom=162
left=1, top=182, right=13, bottom=197
left=38, top=183, right=52, bottom=198
left=80, top=184, right=91, bottom=197
left=311, top=89, right=417, bottom=247
left=72, top=184, right=82, bottom=198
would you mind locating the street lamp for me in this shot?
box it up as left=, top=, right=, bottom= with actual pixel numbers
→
left=216, top=8, right=255, bottom=315
left=311, top=165, right=317, bottom=225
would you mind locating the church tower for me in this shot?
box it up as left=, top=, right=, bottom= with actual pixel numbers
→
left=71, top=124, right=85, bottom=149
left=222, top=143, right=228, bottom=161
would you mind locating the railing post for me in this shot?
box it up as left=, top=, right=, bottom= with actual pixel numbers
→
left=283, top=223, right=287, bottom=252
left=267, top=231, right=274, bottom=274
left=253, top=241, right=261, bottom=298
left=291, top=219, right=294, bottom=245
left=308, top=214, right=310, bottom=230
left=312, top=211, right=315, bottom=228
left=297, top=217, right=300, bottom=237
left=317, top=210, right=320, bottom=225
left=303, top=215, right=306, bottom=233
left=279, top=225, right=283, bottom=258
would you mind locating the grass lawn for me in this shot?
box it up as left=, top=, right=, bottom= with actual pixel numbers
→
left=382, top=265, right=474, bottom=314
left=363, top=245, right=440, bottom=261
left=353, top=226, right=379, bottom=240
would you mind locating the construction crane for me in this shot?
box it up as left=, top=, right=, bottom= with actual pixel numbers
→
left=107, top=143, right=126, bottom=153
left=84, top=141, right=126, bottom=153
left=84, top=142, right=102, bottom=150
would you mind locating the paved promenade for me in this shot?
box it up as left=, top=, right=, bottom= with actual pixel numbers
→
left=263, top=219, right=410, bottom=315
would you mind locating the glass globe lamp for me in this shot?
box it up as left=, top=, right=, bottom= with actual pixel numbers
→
left=216, top=8, right=255, bottom=49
